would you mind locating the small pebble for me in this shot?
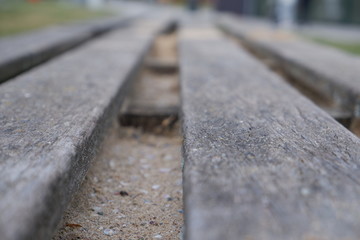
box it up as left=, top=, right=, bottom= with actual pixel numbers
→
left=152, top=185, right=160, bottom=190
left=103, top=229, right=115, bottom=236
left=139, top=189, right=148, bottom=194
left=154, top=234, right=162, bottom=239
left=91, top=207, right=104, bottom=215
left=92, top=206, right=102, bottom=213
left=144, top=199, right=152, bottom=204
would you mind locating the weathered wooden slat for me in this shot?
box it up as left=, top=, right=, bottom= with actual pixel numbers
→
left=180, top=23, right=360, bottom=240
left=0, top=16, right=174, bottom=240
left=218, top=15, right=360, bottom=121
left=0, top=12, right=142, bottom=84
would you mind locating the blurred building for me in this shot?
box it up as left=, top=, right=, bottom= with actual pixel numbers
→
left=215, top=0, right=360, bottom=25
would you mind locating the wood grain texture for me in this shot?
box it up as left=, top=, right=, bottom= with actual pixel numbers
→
left=0, top=16, right=173, bottom=240
left=180, top=23, right=360, bottom=240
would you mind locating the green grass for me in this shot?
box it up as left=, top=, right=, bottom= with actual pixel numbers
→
left=310, top=37, right=360, bottom=56
left=0, top=0, right=112, bottom=37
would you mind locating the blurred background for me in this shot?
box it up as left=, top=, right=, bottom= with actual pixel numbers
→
left=1, top=0, right=360, bottom=54
left=215, top=0, right=360, bottom=25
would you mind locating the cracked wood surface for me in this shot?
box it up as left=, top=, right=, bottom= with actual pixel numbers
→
left=180, top=23, right=360, bottom=240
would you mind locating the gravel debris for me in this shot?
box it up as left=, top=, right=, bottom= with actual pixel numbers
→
left=52, top=122, right=183, bottom=240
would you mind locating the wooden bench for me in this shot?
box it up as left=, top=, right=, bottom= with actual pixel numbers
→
left=218, top=14, right=360, bottom=135
left=0, top=15, right=174, bottom=240
left=180, top=22, right=360, bottom=240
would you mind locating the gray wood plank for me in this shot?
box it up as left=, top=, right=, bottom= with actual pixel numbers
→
left=180, top=23, right=360, bottom=240
left=0, top=16, right=173, bottom=240
left=0, top=11, right=143, bottom=84
left=218, top=15, right=360, bottom=120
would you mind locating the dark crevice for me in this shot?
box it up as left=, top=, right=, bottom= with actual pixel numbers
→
left=119, top=27, right=180, bottom=134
